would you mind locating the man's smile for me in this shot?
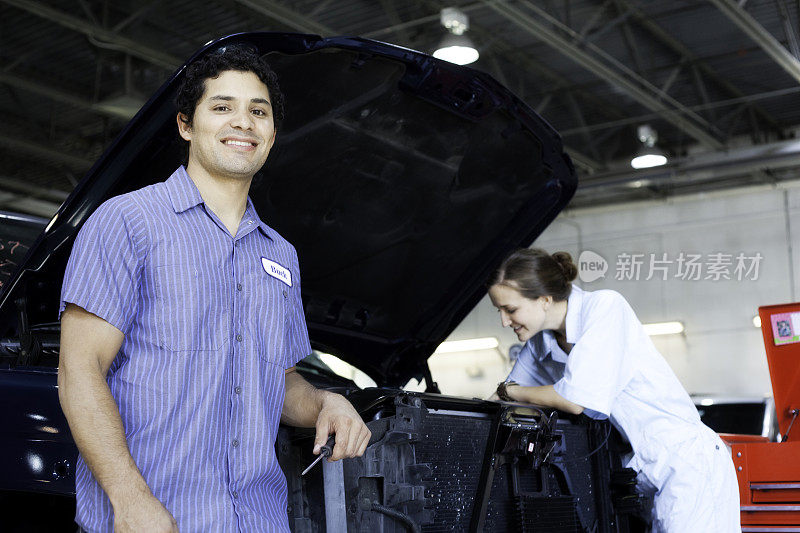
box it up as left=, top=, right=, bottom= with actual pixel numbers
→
left=221, top=136, right=259, bottom=150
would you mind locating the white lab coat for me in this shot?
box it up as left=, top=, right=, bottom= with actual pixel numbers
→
left=507, top=285, right=740, bottom=532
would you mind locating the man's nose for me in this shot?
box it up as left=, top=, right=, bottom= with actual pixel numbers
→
left=230, top=108, right=254, bottom=129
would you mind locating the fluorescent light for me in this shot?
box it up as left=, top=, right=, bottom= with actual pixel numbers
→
left=433, top=7, right=479, bottom=65
left=753, top=315, right=762, bottom=328
left=631, top=124, right=668, bottom=168
left=642, top=321, right=684, bottom=336
left=700, top=398, right=714, bottom=406
left=433, top=44, right=479, bottom=65
left=630, top=152, right=667, bottom=169
left=435, top=337, right=499, bottom=354
left=433, top=33, right=479, bottom=65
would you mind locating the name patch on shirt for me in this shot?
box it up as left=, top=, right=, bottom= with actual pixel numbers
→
left=261, top=258, right=292, bottom=287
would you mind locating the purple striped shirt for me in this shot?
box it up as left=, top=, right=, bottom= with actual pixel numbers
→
left=60, top=166, right=311, bottom=532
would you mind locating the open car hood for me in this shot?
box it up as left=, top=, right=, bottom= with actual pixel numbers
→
left=0, top=33, right=576, bottom=386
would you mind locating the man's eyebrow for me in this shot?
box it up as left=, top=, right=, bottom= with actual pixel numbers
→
left=207, top=95, right=272, bottom=107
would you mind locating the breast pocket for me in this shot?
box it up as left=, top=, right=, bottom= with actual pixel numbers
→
left=155, top=264, right=225, bottom=352
left=248, top=272, right=289, bottom=365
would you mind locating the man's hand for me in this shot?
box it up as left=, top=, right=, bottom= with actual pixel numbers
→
left=113, top=490, right=178, bottom=533
left=313, top=392, right=371, bottom=461
left=282, top=368, right=372, bottom=460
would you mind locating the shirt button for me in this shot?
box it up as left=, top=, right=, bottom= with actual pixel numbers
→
left=232, top=491, right=239, bottom=499
left=234, top=386, right=242, bottom=394
left=282, top=289, right=288, bottom=298
left=237, top=283, right=243, bottom=291
left=232, top=439, right=239, bottom=448
left=236, top=334, right=243, bottom=342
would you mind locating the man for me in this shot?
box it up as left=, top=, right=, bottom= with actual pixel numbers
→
left=58, top=45, right=371, bottom=532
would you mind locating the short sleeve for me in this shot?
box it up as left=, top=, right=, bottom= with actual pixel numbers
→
left=553, top=292, right=636, bottom=418
left=59, top=196, right=148, bottom=334
left=284, top=248, right=312, bottom=368
left=507, top=336, right=564, bottom=386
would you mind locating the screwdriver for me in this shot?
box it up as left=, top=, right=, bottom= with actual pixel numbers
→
left=301, top=435, right=335, bottom=476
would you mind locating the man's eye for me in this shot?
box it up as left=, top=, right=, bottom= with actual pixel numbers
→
left=251, top=109, right=266, bottom=116
left=213, top=105, right=230, bottom=112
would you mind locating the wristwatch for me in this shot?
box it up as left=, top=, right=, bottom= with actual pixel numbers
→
left=496, top=380, right=518, bottom=401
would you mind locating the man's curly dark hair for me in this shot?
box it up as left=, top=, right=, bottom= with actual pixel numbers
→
left=176, top=44, right=285, bottom=131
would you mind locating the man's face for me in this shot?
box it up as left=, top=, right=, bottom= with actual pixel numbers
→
left=178, top=70, right=276, bottom=180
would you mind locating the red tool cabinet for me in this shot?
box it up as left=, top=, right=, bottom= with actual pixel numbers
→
left=720, top=302, right=800, bottom=531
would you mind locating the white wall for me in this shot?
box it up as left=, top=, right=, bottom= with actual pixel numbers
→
left=430, top=181, right=800, bottom=399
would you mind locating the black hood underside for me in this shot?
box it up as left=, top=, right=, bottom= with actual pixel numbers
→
left=1, top=33, right=576, bottom=386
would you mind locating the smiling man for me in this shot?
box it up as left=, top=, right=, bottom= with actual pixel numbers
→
left=57, top=45, right=370, bottom=532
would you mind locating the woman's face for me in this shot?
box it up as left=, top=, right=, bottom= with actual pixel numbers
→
left=488, top=284, right=550, bottom=343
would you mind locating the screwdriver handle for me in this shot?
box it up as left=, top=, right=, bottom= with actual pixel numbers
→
left=318, top=435, right=336, bottom=457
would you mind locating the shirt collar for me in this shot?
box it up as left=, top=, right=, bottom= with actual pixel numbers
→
left=247, top=198, right=273, bottom=240
left=531, top=330, right=567, bottom=364
left=166, top=166, right=204, bottom=214
left=166, top=166, right=273, bottom=240
left=565, top=284, right=584, bottom=345
left=529, top=284, right=582, bottom=363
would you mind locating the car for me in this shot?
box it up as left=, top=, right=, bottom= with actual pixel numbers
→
left=0, top=33, right=649, bottom=532
left=0, top=211, right=47, bottom=291
left=693, top=394, right=779, bottom=441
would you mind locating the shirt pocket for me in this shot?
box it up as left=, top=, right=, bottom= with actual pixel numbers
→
left=154, top=264, right=225, bottom=352
left=248, top=272, right=289, bottom=366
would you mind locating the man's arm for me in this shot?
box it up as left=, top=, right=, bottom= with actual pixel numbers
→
left=505, top=384, right=585, bottom=415
left=282, top=367, right=371, bottom=461
left=58, top=304, right=178, bottom=533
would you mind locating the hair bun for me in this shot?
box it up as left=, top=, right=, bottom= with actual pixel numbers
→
left=552, top=251, right=578, bottom=282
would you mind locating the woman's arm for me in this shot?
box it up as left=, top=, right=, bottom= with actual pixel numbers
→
left=506, top=384, right=584, bottom=415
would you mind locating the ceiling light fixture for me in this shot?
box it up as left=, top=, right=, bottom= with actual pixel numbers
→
left=434, top=337, right=499, bottom=354
left=630, top=124, right=668, bottom=169
left=433, top=7, right=479, bottom=65
left=642, top=321, right=684, bottom=336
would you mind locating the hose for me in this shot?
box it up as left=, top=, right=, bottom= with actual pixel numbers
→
left=369, top=502, right=421, bottom=533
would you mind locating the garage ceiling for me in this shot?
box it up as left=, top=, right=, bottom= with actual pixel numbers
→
left=2, top=0, right=800, bottom=216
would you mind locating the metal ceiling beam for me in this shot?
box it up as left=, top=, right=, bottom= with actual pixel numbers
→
left=482, top=0, right=725, bottom=150
left=233, top=0, right=335, bottom=35
left=362, top=3, right=485, bottom=39
left=618, top=0, right=781, bottom=133
left=0, top=135, right=94, bottom=171
left=0, top=195, right=61, bottom=218
left=1, top=0, right=181, bottom=70
left=0, top=176, right=70, bottom=203
left=709, top=0, right=800, bottom=84
left=565, top=148, right=603, bottom=174
left=580, top=138, right=800, bottom=190
left=0, top=71, right=130, bottom=120
left=560, top=85, right=800, bottom=137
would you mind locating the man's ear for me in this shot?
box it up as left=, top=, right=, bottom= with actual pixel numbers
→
left=177, top=113, right=192, bottom=141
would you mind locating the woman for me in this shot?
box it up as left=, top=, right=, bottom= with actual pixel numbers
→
left=488, top=248, right=740, bottom=532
